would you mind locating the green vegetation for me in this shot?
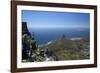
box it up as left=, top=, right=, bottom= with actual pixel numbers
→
left=22, top=22, right=90, bottom=62
left=39, top=34, right=90, bottom=61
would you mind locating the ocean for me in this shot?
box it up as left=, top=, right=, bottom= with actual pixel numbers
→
left=29, top=28, right=90, bottom=45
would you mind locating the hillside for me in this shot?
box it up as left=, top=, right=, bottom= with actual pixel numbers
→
left=22, top=22, right=90, bottom=62
left=39, top=34, right=90, bottom=61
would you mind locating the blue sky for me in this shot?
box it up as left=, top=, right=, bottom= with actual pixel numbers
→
left=22, top=10, right=90, bottom=29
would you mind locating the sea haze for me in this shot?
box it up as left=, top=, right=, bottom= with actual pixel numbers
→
left=29, top=28, right=90, bottom=45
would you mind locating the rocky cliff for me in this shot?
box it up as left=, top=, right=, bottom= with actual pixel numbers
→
left=22, top=22, right=37, bottom=61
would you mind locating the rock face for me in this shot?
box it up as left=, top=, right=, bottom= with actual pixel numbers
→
left=22, top=22, right=37, bottom=61
left=22, top=22, right=30, bottom=36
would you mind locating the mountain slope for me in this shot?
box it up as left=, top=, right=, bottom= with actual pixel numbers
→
left=39, top=35, right=90, bottom=60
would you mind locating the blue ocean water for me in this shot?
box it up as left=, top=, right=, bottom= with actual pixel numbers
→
left=29, top=28, right=90, bottom=45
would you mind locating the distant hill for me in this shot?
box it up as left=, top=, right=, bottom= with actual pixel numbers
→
left=39, top=34, right=90, bottom=60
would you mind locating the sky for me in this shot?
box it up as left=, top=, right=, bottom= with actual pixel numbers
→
left=22, top=10, right=90, bottom=44
left=22, top=10, right=90, bottom=30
